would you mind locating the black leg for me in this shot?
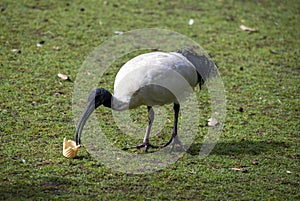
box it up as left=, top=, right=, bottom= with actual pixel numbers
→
left=163, top=103, right=185, bottom=151
left=137, top=106, right=158, bottom=152
left=173, top=103, right=180, bottom=138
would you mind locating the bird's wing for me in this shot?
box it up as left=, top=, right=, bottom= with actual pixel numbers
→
left=113, top=52, right=198, bottom=107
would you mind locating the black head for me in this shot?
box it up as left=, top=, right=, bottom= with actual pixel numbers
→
left=88, top=88, right=112, bottom=108
left=75, top=88, right=112, bottom=145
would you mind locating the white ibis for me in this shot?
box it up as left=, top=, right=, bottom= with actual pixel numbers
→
left=75, top=49, right=216, bottom=152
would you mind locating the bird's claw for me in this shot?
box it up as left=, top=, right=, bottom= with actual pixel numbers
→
left=169, top=141, right=186, bottom=153
left=137, top=141, right=159, bottom=152
left=163, top=135, right=186, bottom=152
left=135, top=136, right=186, bottom=153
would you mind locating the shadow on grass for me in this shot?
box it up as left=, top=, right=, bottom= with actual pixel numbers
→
left=70, top=140, right=290, bottom=159
left=0, top=140, right=291, bottom=200
left=187, top=140, right=290, bottom=156
left=0, top=175, right=76, bottom=200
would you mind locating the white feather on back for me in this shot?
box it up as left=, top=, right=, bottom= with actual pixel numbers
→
left=113, top=52, right=198, bottom=109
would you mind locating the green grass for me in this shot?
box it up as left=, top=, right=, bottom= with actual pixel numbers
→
left=1, top=0, right=299, bottom=200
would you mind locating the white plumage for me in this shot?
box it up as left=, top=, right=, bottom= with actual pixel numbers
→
left=113, top=52, right=198, bottom=110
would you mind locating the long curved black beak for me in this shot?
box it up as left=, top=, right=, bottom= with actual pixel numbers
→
left=75, top=100, right=96, bottom=145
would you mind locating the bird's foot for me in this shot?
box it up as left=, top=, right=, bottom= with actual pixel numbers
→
left=163, top=135, right=186, bottom=152
left=169, top=138, right=186, bottom=153
left=137, top=140, right=159, bottom=152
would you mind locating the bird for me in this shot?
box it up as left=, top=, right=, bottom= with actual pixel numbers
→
left=75, top=49, right=216, bottom=152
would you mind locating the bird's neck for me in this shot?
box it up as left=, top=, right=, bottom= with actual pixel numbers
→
left=100, top=89, right=128, bottom=111
left=110, top=96, right=130, bottom=111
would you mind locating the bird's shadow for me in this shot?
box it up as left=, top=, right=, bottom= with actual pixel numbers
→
left=73, top=139, right=290, bottom=159
left=186, top=140, right=290, bottom=156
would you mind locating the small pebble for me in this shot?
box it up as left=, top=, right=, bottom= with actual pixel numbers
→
left=188, top=19, right=194, bottom=25
left=237, top=107, right=244, bottom=112
left=208, top=118, right=218, bottom=127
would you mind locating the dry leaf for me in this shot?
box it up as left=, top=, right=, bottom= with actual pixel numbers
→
left=269, top=49, right=278, bottom=54
left=36, top=40, right=45, bottom=48
left=11, top=48, right=20, bottom=53
left=52, top=46, right=60, bottom=50
left=240, top=25, right=257, bottom=33
left=114, top=31, right=124, bottom=35
left=230, top=167, right=248, bottom=172
left=57, top=73, right=69, bottom=80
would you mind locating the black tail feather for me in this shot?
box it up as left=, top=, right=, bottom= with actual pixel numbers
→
left=177, top=49, right=217, bottom=88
